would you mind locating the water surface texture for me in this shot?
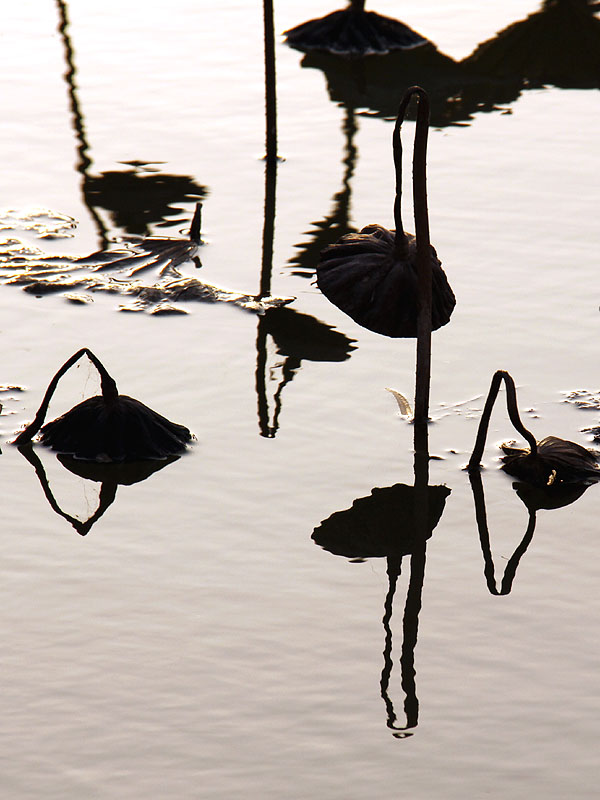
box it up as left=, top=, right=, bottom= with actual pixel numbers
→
left=1, top=2, right=599, bottom=798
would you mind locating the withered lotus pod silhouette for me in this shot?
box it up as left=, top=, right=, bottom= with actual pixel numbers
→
left=468, top=370, right=600, bottom=488
left=14, top=348, right=192, bottom=461
left=284, top=0, right=427, bottom=56
left=316, top=86, right=455, bottom=338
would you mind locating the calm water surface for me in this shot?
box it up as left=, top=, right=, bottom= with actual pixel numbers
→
left=1, top=2, right=599, bottom=798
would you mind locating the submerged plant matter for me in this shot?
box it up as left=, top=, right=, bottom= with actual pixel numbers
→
left=14, top=348, right=192, bottom=461
left=468, top=370, right=600, bottom=487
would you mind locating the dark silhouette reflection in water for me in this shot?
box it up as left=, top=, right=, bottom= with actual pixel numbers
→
left=296, top=45, right=522, bottom=128
left=18, top=443, right=178, bottom=536
left=469, top=471, right=590, bottom=595
left=463, top=0, right=600, bottom=90
left=291, top=3, right=600, bottom=129
left=56, top=0, right=207, bottom=246
left=313, top=393, right=450, bottom=735
left=288, top=105, right=358, bottom=278
left=313, top=468, right=450, bottom=735
left=254, top=0, right=356, bottom=437
left=256, top=307, right=356, bottom=437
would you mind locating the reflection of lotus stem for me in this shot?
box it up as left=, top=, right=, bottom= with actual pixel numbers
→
left=17, top=443, right=117, bottom=536
left=469, top=471, right=537, bottom=596
left=394, top=87, right=433, bottom=426
left=468, top=370, right=538, bottom=471
left=14, top=348, right=119, bottom=445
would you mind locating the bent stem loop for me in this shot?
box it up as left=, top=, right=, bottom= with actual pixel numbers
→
left=468, top=370, right=538, bottom=472
left=14, top=348, right=119, bottom=446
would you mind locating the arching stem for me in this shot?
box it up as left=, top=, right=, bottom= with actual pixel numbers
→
left=468, top=370, right=538, bottom=472
left=14, top=348, right=119, bottom=445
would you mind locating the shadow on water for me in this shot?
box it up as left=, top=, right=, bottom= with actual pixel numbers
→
left=18, top=443, right=179, bottom=536
left=462, top=0, right=600, bottom=90
left=469, top=470, right=590, bottom=595
left=312, top=414, right=451, bottom=735
left=295, top=42, right=522, bottom=128
left=292, top=2, right=600, bottom=129
left=56, top=0, right=207, bottom=246
left=254, top=0, right=357, bottom=437
left=288, top=104, right=359, bottom=277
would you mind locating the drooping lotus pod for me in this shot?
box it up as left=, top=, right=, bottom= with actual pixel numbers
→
left=318, top=224, right=454, bottom=337
left=284, top=0, right=427, bottom=56
left=468, top=370, right=600, bottom=488
left=316, top=86, right=455, bottom=338
left=501, top=435, right=600, bottom=486
left=14, top=348, right=192, bottom=461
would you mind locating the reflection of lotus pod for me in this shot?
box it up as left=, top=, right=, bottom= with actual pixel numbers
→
left=41, top=396, right=192, bottom=462
left=501, top=435, right=600, bottom=487
left=312, top=483, right=451, bottom=559
left=317, top=224, right=455, bottom=337
left=512, top=480, right=589, bottom=512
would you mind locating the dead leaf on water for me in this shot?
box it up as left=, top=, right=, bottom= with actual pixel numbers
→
left=385, top=387, right=413, bottom=417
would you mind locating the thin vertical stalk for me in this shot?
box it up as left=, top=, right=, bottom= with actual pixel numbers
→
left=394, top=87, right=432, bottom=426
left=263, top=0, right=278, bottom=164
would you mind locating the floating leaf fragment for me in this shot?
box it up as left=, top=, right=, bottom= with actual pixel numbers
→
left=385, top=387, right=413, bottom=417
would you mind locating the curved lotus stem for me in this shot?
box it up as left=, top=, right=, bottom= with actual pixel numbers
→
left=14, top=348, right=119, bottom=445
left=468, top=370, right=538, bottom=472
left=393, top=86, right=430, bottom=259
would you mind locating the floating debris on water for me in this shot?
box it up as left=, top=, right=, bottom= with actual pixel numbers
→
left=0, top=204, right=295, bottom=315
left=64, top=293, right=93, bottom=304
left=0, top=208, right=77, bottom=239
left=562, top=388, right=600, bottom=410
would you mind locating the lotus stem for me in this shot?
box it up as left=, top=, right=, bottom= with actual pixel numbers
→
left=263, top=0, right=278, bottom=164
left=469, top=471, right=537, bottom=596
left=394, top=86, right=432, bottom=427
left=14, top=348, right=118, bottom=445
left=468, top=370, right=538, bottom=472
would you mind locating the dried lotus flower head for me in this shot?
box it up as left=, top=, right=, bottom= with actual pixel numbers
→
left=284, top=0, right=428, bottom=56
left=14, top=348, right=192, bottom=461
left=468, top=370, right=600, bottom=488
left=316, top=86, right=455, bottom=339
